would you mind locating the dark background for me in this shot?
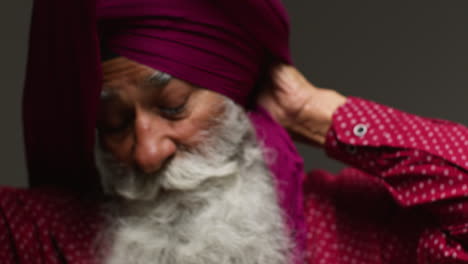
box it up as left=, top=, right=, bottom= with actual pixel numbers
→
left=1, top=1, right=467, bottom=186
left=284, top=1, right=468, bottom=172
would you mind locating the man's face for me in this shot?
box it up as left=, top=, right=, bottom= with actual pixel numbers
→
left=98, top=57, right=226, bottom=175
left=96, top=60, right=290, bottom=264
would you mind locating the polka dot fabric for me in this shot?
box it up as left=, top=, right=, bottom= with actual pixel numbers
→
left=0, top=187, right=103, bottom=264
left=304, top=97, right=468, bottom=263
left=1, top=97, right=467, bottom=264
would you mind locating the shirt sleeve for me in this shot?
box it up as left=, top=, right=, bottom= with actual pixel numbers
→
left=0, top=187, right=102, bottom=264
left=0, top=188, right=18, bottom=263
left=324, top=96, right=468, bottom=263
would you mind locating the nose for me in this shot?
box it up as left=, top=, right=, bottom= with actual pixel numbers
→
left=133, top=110, right=177, bottom=174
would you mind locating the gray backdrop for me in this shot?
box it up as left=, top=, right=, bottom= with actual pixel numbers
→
left=1, top=1, right=467, bottom=187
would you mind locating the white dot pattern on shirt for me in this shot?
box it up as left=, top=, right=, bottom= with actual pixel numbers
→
left=303, top=97, right=468, bottom=264
left=0, top=187, right=102, bottom=264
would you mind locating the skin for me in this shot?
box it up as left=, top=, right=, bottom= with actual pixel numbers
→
left=99, top=57, right=346, bottom=176
left=99, top=57, right=226, bottom=174
left=259, top=65, right=348, bottom=146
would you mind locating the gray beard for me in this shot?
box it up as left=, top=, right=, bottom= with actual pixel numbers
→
left=94, top=99, right=293, bottom=264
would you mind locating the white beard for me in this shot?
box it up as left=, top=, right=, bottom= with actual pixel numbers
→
left=94, top=99, right=293, bottom=264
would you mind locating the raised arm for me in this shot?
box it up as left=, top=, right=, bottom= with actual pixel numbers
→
left=258, top=65, right=347, bottom=147
left=260, top=65, right=468, bottom=263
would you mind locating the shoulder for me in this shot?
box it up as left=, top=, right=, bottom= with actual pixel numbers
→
left=0, top=186, right=99, bottom=218
left=0, top=186, right=102, bottom=232
left=0, top=186, right=103, bottom=263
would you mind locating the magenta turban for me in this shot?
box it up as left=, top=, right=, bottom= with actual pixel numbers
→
left=23, top=0, right=305, bottom=260
left=98, top=0, right=292, bottom=106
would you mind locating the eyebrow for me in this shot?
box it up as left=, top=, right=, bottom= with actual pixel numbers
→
left=145, top=71, right=172, bottom=89
left=100, top=71, right=173, bottom=99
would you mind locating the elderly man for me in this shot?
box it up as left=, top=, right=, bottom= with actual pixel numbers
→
left=1, top=0, right=468, bottom=263
left=94, top=56, right=294, bottom=263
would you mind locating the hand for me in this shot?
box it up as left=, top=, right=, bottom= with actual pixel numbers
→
left=258, top=65, right=347, bottom=146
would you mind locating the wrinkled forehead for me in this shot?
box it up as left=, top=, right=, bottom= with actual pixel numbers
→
left=100, top=56, right=201, bottom=101
left=97, top=0, right=279, bottom=106
left=101, top=57, right=157, bottom=84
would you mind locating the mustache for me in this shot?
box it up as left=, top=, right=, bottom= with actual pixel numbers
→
left=101, top=139, right=241, bottom=201
left=98, top=141, right=203, bottom=200
left=99, top=153, right=163, bottom=200
left=95, top=98, right=250, bottom=201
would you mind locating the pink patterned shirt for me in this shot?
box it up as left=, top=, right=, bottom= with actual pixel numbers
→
left=0, top=97, right=467, bottom=263
left=304, top=97, right=468, bottom=263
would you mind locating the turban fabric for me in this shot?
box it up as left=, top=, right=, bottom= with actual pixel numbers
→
left=23, top=0, right=306, bottom=260
left=98, top=0, right=291, bottom=106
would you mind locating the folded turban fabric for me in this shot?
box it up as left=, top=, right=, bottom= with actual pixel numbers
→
left=23, top=0, right=306, bottom=261
left=98, top=0, right=291, bottom=106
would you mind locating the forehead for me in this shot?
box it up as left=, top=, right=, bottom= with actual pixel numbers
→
left=100, top=57, right=197, bottom=103
left=102, top=57, right=157, bottom=85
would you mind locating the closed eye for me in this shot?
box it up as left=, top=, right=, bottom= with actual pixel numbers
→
left=159, top=104, right=186, bottom=117
left=98, top=112, right=135, bottom=135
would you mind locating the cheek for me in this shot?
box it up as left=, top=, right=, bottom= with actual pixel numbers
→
left=101, top=135, right=134, bottom=163
left=171, top=114, right=216, bottom=147
left=172, top=92, right=225, bottom=146
left=98, top=91, right=226, bottom=159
